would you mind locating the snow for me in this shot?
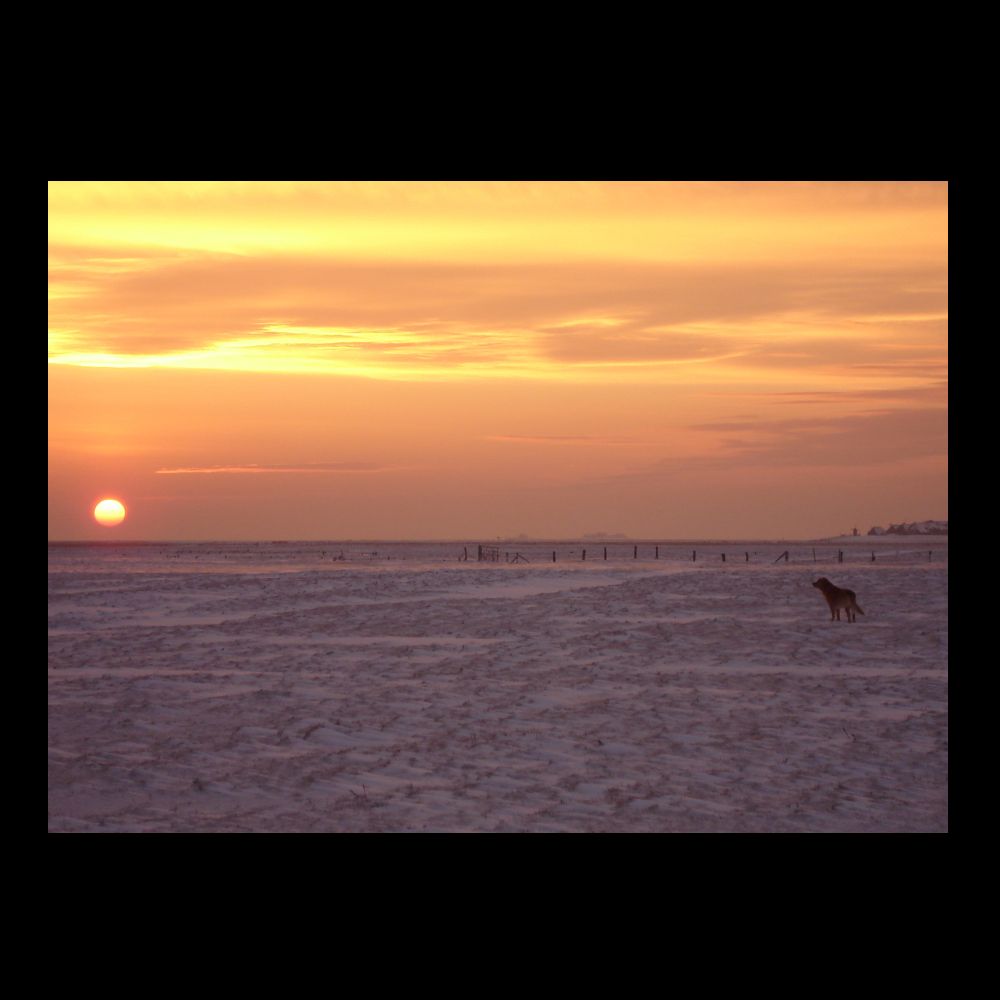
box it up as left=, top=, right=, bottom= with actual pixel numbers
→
left=48, top=540, right=948, bottom=832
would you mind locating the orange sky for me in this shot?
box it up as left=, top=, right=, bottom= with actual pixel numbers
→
left=48, top=181, right=948, bottom=540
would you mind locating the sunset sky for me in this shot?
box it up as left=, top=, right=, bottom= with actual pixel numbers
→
left=48, top=181, right=948, bottom=541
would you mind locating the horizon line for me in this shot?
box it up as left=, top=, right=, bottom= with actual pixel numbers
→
left=47, top=533, right=948, bottom=546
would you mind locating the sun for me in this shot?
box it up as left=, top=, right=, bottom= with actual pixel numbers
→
left=94, top=498, right=127, bottom=527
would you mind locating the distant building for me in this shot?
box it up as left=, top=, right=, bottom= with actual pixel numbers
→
left=867, top=520, right=948, bottom=536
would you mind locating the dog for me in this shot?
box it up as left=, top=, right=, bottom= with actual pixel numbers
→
left=812, top=577, right=865, bottom=622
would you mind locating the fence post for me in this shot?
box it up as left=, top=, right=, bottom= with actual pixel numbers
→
left=553, top=551, right=556, bottom=562
left=583, top=549, right=586, bottom=561
left=722, top=553, right=726, bottom=562
left=838, top=550, right=843, bottom=563
left=692, top=550, right=696, bottom=562
left=604, top=547, right=607, bottom=561
left=634, top=545, right=638, bottom=559
left=655, top=546, right=659, bottom=559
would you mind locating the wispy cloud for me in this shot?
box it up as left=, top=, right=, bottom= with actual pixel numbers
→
left=485, top=434, right=642, bottom=445
left=48, top=245, right=946, bottom=385
left=763, top=380, right=948, bottom=404
left=689, top=406, right=948, bottom=469
left=155, top=462, right=393, bottom=475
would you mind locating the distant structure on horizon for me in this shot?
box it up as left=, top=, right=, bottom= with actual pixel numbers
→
left=868, top=519, right=948, bottom=536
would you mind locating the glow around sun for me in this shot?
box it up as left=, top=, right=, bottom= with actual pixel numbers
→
left=94, top=498, right=126, bottom=527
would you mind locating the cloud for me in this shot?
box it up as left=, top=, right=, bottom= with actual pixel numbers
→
left=589, top=406, right=949, bottom=487
left=763, top=380, right=948, bottom=404
left=48, top=247, right=947, bottom=384
left=693, top=407, right=948, bottom=467
left=155, top=462, right=393, bottom=475
left=537, top=327, right=743, bottom=364
left=485, top=434, right=641, bottom=445
left=48, top=181, right=949, bottom=225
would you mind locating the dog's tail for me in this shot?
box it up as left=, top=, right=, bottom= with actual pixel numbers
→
left=854, top=603, right=865, bottom=615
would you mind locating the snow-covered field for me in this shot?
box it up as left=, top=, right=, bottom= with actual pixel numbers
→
left=48, top=540, right=948, bottom=832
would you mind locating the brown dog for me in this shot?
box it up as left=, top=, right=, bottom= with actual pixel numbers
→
left=812, top=577, right=865, bottom=622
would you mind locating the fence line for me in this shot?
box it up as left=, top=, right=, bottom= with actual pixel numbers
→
left=471, top=542, right=945, bottom=567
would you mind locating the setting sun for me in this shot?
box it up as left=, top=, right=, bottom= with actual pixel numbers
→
left=93, top=498, right=126, bottom=527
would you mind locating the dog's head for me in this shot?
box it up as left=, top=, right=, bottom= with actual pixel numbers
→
left=813, top=577, right=830, bottom=589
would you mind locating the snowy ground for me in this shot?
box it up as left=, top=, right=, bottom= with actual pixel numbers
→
left=48, top=541, right=948, bottom=832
